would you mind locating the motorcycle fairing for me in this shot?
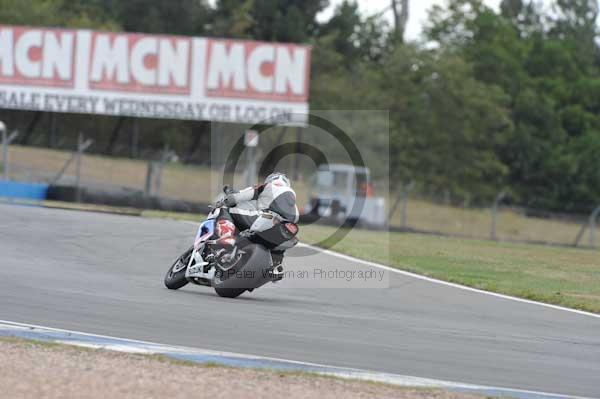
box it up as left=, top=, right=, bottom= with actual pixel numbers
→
left=194, top=219, right=215, bottom=250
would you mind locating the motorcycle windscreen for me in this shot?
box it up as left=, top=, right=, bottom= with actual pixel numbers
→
left=194, top=219, right=215, bottom=249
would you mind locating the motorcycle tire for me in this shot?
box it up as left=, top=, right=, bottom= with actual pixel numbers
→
left=214, top=287, right=247, bottom=298
left=164, top=247, right=192, bottom=290
left=212, top=267, right=247, bottom=298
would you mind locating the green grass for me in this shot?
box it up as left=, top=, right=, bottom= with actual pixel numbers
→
left=299, top=225, right=600, bottom=314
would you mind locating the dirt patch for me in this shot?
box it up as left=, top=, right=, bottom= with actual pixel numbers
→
left=0, top=339, right=483, bottom=399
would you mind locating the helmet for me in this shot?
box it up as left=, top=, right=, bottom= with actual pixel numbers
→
left=265, top=172, right=291, bottom=188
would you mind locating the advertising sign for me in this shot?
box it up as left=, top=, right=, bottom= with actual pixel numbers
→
left=0, top=25, right=311, bottom=125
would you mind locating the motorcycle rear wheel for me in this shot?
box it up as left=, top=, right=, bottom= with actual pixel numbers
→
left=164, top=247, right=192, bottom=290
left=214, top=287, right=246, bottom=298
left=213, top=271, right=246, bottom=298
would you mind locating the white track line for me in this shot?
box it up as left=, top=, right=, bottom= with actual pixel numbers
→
left=0, top=320, right=591, bottom=399
left=296, top=242, right=600, bottom=319
left=182, top=220, right=600, bottom=319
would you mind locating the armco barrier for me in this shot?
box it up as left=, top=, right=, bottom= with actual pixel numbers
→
left=0, top=181, right=48, bottom=201
left=47, top=185, right=209, bottom=214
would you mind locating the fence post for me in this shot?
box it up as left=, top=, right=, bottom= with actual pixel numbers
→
left=589, top=205, right=600, bottom=249
left=400, top=181, right=414, bottom=228
left=1, top=121, right=7, bottom=181
left=50, top=134, right=93, bottom=185
left=155, top=144, right=173, bottom=196
left=490, top=191, right=507, bottom=241
left=1, top=121, right=19, bottom=181
left=144, top=145, right=175, bottom=197
left=573, top=222, right=587, bottom=248
left=145, top=161, right=155, bottom=196
left=130, top=119, right=139, bottom=158
left=75, top=133, right=93, bottom=202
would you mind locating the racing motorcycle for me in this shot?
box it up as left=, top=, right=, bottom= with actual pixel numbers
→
left=163, top=200, right=299, bottom=299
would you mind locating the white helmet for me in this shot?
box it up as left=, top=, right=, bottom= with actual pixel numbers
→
left=265, top=172, right=291, bottom=188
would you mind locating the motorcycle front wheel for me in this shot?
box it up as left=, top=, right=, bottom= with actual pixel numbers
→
left=164, top=247, right=192, bottom=290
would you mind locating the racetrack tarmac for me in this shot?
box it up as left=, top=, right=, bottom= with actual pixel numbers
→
left=1, top=204, right=599, bottom=397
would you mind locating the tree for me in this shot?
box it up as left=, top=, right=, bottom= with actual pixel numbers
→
left=212, top=0, right=328, bottom=43
left=318, top=1, right=362, bottom=61
left=318, top=1, right=391, bottom=64
left=377, top=45, right=512, bottom=203
left=0, top=0, right=119, bottom=29
left=549, top=0, right=599, bottom=73
left=425, top=0, right=491, bottom=49
left=500, top=0, right=543, bottom=36
left=391, top=0, right=409, bottom=43
left=112, top=0, right=211, bottom=35
left=210, top=0, right=255, bottom=38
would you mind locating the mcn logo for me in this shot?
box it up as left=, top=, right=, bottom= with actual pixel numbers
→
left=206, top=40, right=309, bottom=102
left=0, top=27, right=75, bottom=87
left=89, top=32, right=191, bottom=94
left=0, top=25, right=311, bottom=108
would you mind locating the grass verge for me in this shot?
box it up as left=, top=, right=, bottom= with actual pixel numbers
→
left=299, top=224, right=600, bottom=314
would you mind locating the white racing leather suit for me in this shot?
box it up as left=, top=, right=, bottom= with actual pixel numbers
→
left=228, top=182, right=300, bottom=233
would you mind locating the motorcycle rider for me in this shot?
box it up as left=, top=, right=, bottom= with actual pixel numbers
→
left=188, top=172, right=299, bottom=280
left=221, top=172, right=299, bottom=229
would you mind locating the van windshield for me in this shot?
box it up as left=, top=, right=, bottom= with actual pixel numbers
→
left=315, top=171, right=348, bottom=194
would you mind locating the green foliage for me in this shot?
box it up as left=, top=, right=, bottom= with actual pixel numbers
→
left=423, top=0, right=600, bottom=210
left=109, top=0, right=211, bottom=35
left=211, top=0, right=327, bottom=41
left=382, top=48, right=511, bottom=202
left=210, top=0, right=256, bottom=38
left=0, top=0, right=119, bottom=29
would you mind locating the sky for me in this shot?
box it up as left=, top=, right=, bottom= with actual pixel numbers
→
left=318, top=0, right=502, bottom=41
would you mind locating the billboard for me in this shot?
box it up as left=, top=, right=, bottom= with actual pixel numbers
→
left=0, top=25, right=311, bottom=125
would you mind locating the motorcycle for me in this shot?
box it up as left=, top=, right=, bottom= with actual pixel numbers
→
left=163, top=202, right=299, bottom=299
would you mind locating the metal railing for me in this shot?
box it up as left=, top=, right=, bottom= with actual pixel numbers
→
left=1, top=121, right=19, bottom=181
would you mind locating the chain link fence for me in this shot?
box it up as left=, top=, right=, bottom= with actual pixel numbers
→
left=2, top=140, right=599, bottom=249
left=387, top=193, right=599, bottom=249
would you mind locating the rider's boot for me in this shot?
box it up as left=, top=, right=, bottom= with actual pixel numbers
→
left=270, top=251, right=285, bottom=282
